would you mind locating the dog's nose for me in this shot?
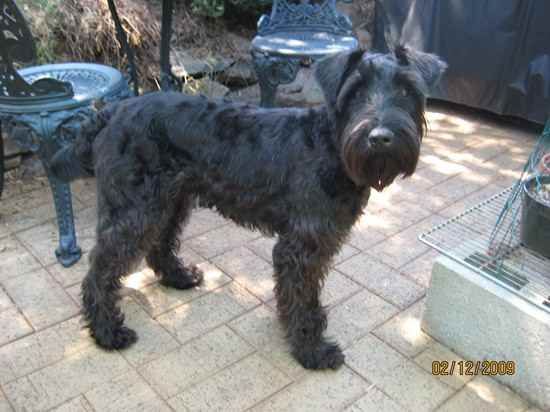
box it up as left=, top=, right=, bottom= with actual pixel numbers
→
left=368, top=127, right=394, bottom=148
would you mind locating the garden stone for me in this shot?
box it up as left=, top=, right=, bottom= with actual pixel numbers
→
left=226, top=84, right=261, bottom=104
left=3, top=135, right=28, bottom=157
left=4, top=156, right=21, bottom=171
left=227, top=33, right=253, bottom=58
left=171, top=50, right=233, bottom=77
left=183, top=78, right=230, bottom=99
left=277, top=68, right=324, bottom=107
left=19, top=155, right=46, bottom=178
left=228, top=68, right=324, bottom=107
left=218, top=60, right=258, bottom=87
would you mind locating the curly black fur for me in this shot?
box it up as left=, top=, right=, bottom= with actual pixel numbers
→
left=51, top=46, right=446, bottom=369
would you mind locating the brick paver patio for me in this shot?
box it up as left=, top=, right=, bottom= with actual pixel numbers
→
left=0, top=104, right=544, bottom=411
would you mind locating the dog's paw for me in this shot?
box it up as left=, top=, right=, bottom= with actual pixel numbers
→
left=94, top=326, right=138, bottom=350
left=293, top=341, right=345, bottom=370
left=160, top=266, right=204, bottom=290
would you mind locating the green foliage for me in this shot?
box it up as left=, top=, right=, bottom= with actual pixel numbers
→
left=18, top=0, right=62, bottom=64
left=191, top=0, right=271, bottom=18
left=191, top=0, right=225, bottom=17
left=34, top=37, right=56, bottom=64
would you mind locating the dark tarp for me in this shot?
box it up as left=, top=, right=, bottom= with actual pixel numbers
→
left=374, top=0, right=550, bottom=124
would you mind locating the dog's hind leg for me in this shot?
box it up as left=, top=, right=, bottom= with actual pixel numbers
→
left=273, top=235, right=344, bottom=370
left=82, top=219, right=145, bottom=350
left=145, top=193, right=204, bottom=289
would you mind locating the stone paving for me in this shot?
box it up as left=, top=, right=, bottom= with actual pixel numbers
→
left=0, top=104, right=544, bottom=411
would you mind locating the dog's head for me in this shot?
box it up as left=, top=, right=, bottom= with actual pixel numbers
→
left=315, top=45, right=447, bottom=191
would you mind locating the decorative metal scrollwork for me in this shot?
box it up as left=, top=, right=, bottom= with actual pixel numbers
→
left=252, top=50, right=301, bottom=106
left=0, top=0, right=73, bottom=102
left=258, top=0, right=353, bottom=36
left=0, top=0, right=35, bottom=64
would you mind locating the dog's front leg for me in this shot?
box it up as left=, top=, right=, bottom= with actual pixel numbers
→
left=273, top=236, right=344, bottom=370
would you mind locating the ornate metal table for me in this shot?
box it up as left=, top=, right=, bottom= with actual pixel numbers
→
left=251, top=0, right=358, bottom=107
left=0, top=64, right=131, bottom=266
left=0, top=0, right=179, bottom=267
left=0, top=0, right=133, bottom=267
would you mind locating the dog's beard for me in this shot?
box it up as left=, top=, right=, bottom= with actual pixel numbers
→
left=365, top=156, right=400, bottom=192
left=341, top=129, right=420, bottom=191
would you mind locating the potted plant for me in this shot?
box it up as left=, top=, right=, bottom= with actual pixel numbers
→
left=520, top=154, right=550, bottom=258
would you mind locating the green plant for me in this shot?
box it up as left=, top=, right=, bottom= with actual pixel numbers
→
left=191, top=0, right=271, bottom=18
left=191, top=0, right=225, bottom=17
left=19, top=0, right=62, bottom=64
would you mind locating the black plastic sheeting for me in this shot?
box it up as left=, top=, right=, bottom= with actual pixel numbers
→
left=374, top=0, right=550, bottom=124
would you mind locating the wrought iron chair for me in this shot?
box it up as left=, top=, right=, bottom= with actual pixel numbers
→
left=251, top=0, right=358, bottom=107
left=0, top=0, right=133, bottom=266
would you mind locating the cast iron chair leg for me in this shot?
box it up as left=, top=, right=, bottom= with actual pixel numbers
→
left=43, top=161, right=82, bottom=267
left=252, top=51, right=301, bottom=107
left=257, top=72, right=278, bottom=108
left=0, top=121, right=4, bottom=198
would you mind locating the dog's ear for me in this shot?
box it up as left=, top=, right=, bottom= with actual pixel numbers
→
left=395, top=45, right=447, bottom=90
left=315, top=49, right=365, bottom=111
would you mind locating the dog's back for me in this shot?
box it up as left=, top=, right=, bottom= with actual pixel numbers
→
left=87, top=91, right=341, bottom=234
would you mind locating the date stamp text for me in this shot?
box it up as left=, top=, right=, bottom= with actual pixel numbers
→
left=432, top=360, right=516, bottom=376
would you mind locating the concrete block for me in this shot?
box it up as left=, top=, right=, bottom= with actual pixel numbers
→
left=422, top=256, right=550, bottom=410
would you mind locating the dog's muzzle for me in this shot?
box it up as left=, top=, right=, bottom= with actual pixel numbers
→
left=341, top=131, right=401, bottom=191
left=342, top=120, right=419, bottom=190
left=368, top=127, right=394, bottom=150
left=365, top=127, right=399, bottom=191
left=365, top=155, right=400, bottom=192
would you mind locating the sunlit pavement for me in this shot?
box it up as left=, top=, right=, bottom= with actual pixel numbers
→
left=0, top=104, right=542, bottom=411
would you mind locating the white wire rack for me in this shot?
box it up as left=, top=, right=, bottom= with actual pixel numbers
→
left=419, top=187, right=550, bottom=313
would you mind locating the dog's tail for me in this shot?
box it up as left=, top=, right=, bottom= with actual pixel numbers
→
left=50, top=102, right=115, bottom=182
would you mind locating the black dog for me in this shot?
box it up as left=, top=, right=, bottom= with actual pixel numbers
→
left=52, top=45, right=446, bottom=370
